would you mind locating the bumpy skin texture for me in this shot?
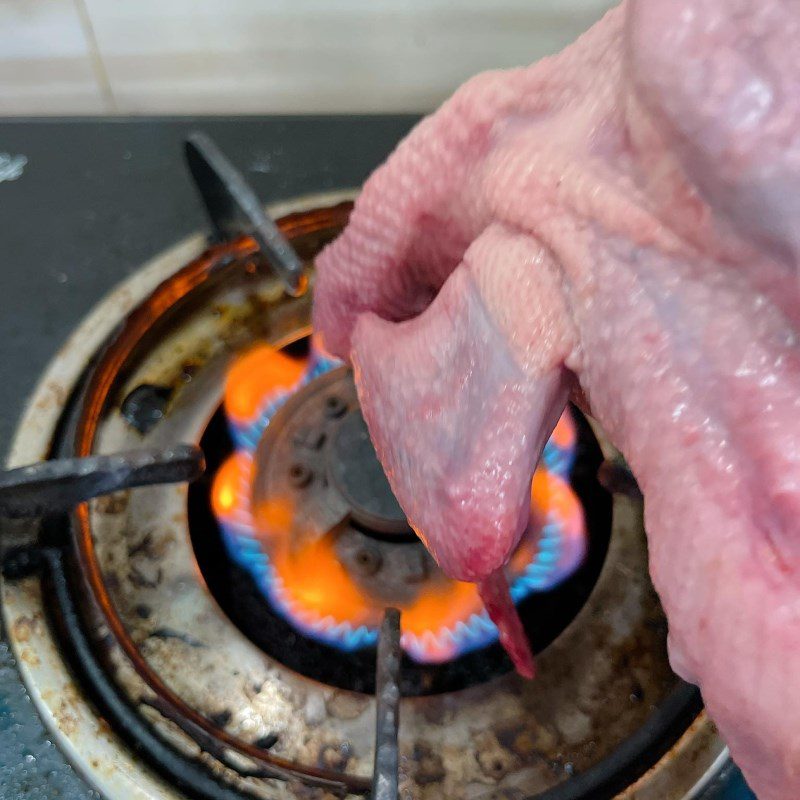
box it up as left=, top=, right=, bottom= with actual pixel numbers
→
left=313, top=3, right=800, bottom=798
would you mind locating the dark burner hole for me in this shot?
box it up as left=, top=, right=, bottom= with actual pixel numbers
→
left=188, top=346, right=612, bottom=696
left=324, top=394, right=347, bottom=418
left=121, top=383, right=173, bottom=435
left=288, top=462, right=312, bottom=488
left=255, top=733, right=279, bottom=750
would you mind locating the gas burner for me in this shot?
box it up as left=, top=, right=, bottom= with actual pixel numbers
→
left=0, top=133, right=727, bottom=800
left=206, top=336, right=588, bottom=670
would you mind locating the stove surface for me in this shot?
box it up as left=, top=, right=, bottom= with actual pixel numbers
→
left=0, top=117, right=754, bottom=800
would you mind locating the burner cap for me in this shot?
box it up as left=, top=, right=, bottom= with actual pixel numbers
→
left=328, top=409, right=411, bottom=537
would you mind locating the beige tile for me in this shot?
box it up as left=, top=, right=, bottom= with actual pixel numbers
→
left=0, top=56, right=107, bottom=115
left=82, top=0, right=614, bottom=114
left=0, top=0, right=109, bottom=115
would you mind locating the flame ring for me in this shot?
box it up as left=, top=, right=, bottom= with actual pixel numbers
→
left=213, top=341, right=587, bottom=663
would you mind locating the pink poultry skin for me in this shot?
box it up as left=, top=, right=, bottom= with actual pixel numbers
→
left=313, top=3, right=800, bottom=798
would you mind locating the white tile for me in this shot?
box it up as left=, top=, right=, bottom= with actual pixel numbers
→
left=0, top=0, right=109, bottom=115
left=82, top=0, right=615, bottom=114
left=2, top=0, right=89, bottom=58
left=0, top=81, right=107, bottom=115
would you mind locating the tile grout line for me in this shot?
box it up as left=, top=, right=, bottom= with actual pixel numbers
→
left=72, top=0, right=117, bottom=113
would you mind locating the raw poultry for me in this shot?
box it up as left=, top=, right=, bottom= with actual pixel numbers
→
left=313, top=2, right=800, bottom=798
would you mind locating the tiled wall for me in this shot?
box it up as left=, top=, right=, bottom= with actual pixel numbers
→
left=0, top=0, right=614, bottom=115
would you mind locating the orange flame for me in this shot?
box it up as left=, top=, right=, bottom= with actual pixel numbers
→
left=532, top=467, right=582, bottom=528
left=272, top=536, right=377, bottom=628
left=211, top=453, right=252, bottom=520
left=211, top=339, right=585, bottom=660
left=550, top=413, right=577, bottom=450
left=210, top=449, right=561, bottom=638
left=224, top=345, right=306, bottom=426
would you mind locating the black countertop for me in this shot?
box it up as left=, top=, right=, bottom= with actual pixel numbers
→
left=0, top=115, right=416, bottom=800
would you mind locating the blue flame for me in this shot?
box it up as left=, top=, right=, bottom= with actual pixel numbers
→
left=215, top=343, right=585, bottom=663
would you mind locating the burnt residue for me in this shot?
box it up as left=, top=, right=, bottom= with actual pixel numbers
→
left=254, top=733, right=279, bottom=751
left=128, top=563, right=162, bottom=589
left=93, top=491, right=130, bottom=515
left=148, top=628, right=205, bottom=649
left=1, top=545, right=44, bottom=579
left=317, top=742, right=352, bottom=772
left=208, top=709, right=232, bottom=728
left=59, top=208, right=381, bottom=797
left=474, top=731, right=516, bottom=781
left=126, top=529, right=172, bottom=588
left=128, top=531, right=156, bottom=558
left=496, top=723, right=547, bottom=760
left=410, top=743, right=445, bottom=786
left=38, top=547, right=290, bottom=800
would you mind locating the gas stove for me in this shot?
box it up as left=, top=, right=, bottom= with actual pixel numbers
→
left=0, top=118, right=750, bottom=800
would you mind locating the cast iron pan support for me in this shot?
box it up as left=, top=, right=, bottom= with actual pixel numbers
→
left=0, top=446, right=205, bottom=520
left=372, top=608, right=401, bottom=800
left=184, top=131, right=306, bottom=296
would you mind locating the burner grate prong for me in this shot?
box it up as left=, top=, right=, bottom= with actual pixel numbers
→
left=372, top=607, right=401, bottom=800
left=0, top=445, right=205, bottom=519
left=184, top=131, right=306, bottom=296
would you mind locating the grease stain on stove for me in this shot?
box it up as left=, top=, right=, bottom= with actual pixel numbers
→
left=11, top=613, right=41, bottom=644
left=317, top=741, right=352, bottom=771
left=33, top=380, right=67, bottom=414
left=408, top=741, right=446, bottom=786
left=93, top=490, right=130, bottom=515
left=325, top=691, right=369, bottom=721
left=19, top=647, right=40, bottom=667
left=56, top=704, right=79, bottom=737
left=474, top=731, right=517, bottom=781
left=41, top=685, right=83, bottom=739
left=495, top=720, right=556, bottom=759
